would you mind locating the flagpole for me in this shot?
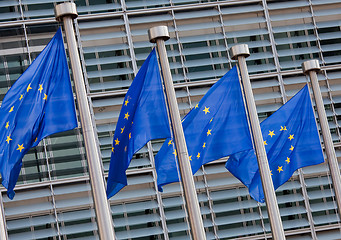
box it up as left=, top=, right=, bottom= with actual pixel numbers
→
left=54, top=3, right=116, bottom=240
left=0, top=191, right=8, bottom=240
left=148, top=26, right=206, bottom=240
left=302, top=60, right=341, bottom=221
left=231, top=44, right=286, bottom=240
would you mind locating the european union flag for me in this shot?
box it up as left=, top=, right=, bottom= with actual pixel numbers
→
left=0, top=28, right=77, bottom=199
left=155, top=66, right=253, bottom=191
left=226, top=85, right=324, bottom=203
left=106, top=49, right=171, bottom=199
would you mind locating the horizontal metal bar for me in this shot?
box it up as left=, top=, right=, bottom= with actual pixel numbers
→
left=89, top=63, right=341, bottom=99
left=0, top=0, right=260, bottom=28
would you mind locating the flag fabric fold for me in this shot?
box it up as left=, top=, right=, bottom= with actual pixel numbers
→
left=106, top=48, right=171, bottom=199
left=0, top=28, right=77, bottom=199
left=155, top=66, right=253, bottom=191
left=226, top=84, right=324, bottom=203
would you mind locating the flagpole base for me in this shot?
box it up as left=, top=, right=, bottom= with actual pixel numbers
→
left=302, top=60, right=320, bottom=74
left=55, top=2, right=78, bottom=22
left=231, top=44, right=250, bottom=60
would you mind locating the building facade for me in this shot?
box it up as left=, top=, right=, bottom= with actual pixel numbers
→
left=0, top=0, right=341, bottom=239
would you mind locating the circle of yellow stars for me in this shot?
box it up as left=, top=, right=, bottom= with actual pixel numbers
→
left=170, top=104, right=214, bottom=162
left=263, top=126, right=297, bottom=175
left=4, top=82, right=49, bottom=152
left=111, top=96, right=134, bottom=155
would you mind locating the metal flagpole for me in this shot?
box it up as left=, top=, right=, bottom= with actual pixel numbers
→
left=302, top=60, right=341, bottom=221
left=54, top=3, right=116, bottom=240
left=148, top=26, right=206, bottom=240
left=0, top=191, right=8, bottom=240
left=231, top=44, right=286, bottom=240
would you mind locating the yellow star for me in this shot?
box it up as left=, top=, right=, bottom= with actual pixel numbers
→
left=268, top=130, right=275, bottom=137
left=9, top=106, right=14, bottom=113
left=38, top=84, right=43, bottom=93
left=129, top=133, right=131, bottom=140
left=124, top=99, right=129, bottom=106
left=195, top=104, right=199, bottom=109
left=207, top=129, right=212, bottom=136
left=280, top=126, right=287, bottom=131
left=270, top=170, right=273, bottom=176
left=277, top=166, right=283, bottom=173
left=203, top=107, right=210, bottom=115
left=288, top=134, right=294, bottom=141
left=289, top=145, right=294, bottom=151
left=5, top=122, right=9, bottom=129
left=264, top=140, right=267, bottom=145
left=27, top=83, right=32, bottom=92
left=114, top=138, right=120, bottom=145
left=112, top=147, right=114, bottom=152
left=6, top=135, right=12, bottom=144
left=210, top=118, right=213, bottom=123
left=173, top=149, right=177, bottom=157
left=124, top=146, right=127, bottom=152
left=43, top=93, right=47, bottom=100
left=120, top=126, right=125, bottom=134
left=285, top=157, right=290, bottom=164
left=197, top=152, right=200, bottom=159
left=124, top=112, right=130, bottom=120
left=168, top=139, right=172, bottom=146
left=202, top=142, right=206, bottom=148
left=19, top=94, right=23, bottom=100
left=34, top=137, right=38, bottom=142
left=189, top=155, right=192, bottom=161
left=16, top=144, right=24, bottom=152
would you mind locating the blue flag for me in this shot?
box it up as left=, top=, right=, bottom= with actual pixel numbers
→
left=226, top=85, right=324, bottom=203
left=155, top=66, right=253, bottom=191
left=106, top=49, right=171, bottom=199
left=0, top=28, right=77, bottom=199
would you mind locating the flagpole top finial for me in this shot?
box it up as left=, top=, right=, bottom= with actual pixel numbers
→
left=55, top=2, right=78, bottom=22
left=148, top=26, right=170, bottom=43
left=302, top=60, right=320, bottom=74
left=230, top=44, right=250, bottom=60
